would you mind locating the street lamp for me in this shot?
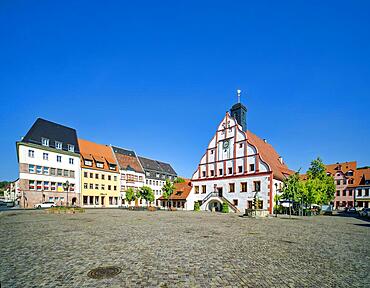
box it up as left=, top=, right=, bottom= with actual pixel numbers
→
left=63, top=180, right=70, bottom=207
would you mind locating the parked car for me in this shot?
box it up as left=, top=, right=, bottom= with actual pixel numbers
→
left=347, top=207, right=357, bottom=214
left=34, top=202, right=56, bottom=209
left=359, top=208, right=370, bottom=217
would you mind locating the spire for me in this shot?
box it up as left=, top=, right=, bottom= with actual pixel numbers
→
left=230, top=89, right=247, bottom=132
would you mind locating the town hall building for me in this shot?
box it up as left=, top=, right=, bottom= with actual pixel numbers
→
left=187, top=92, right=294, bottom=214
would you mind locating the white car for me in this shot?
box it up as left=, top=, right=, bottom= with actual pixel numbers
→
left=34, top=201, right=56, bottom=209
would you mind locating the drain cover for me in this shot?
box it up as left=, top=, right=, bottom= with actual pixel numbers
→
left=87, top=266, right=122, bottom=279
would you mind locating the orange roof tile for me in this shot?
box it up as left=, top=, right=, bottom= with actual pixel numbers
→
left=325, top=161, right=357, bottom=176
left=159, top=179, right=192, bottom=200
left=78, top=139, right=118, bottom=173
left=246, top=130, right=294, bottom=181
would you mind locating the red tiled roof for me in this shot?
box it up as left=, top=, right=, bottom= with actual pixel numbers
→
left=159, top=179, right=192, bottom=200
left=326, top=161, right=357, bottom=176
left=246, top=130, right=294, bottom=181
left=114, top=153, right=144, bottom=174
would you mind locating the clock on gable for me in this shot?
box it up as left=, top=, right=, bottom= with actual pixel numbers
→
left=223, top=140, right=230, bottom=150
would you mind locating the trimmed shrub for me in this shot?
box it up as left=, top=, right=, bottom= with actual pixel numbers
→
left=194, top=202, right=200, bottom=211
left=222, top=202, right=229, bottom=213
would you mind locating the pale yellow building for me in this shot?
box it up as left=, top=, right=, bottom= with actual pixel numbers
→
left=78, top=139, right=120, bottom=207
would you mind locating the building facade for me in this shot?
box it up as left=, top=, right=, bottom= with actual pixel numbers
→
left=79, top=139, right=120, bottom=207
left=188, top=99, right=293, bottom=213
left=138, top=156, right=177, bottom=206
left=158, top=179, right=192, bottom=210
left=16, top=118, right=81, bottom=208
left=355, top=167, right=370, bottom=209
left=111, top=146, right=145, bottom=207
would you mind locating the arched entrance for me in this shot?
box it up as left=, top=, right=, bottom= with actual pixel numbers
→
left=207, top=200, right=222, bottom=212
left=71, top=197, right=77, bottom=206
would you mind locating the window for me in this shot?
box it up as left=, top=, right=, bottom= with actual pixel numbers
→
left=108, top=185, right=111, bottom=190
left=349, top=190, right=353, bottom=196
left=342, top=190, right=346, bottom=197
left=343, top=179, right=347, bottom=185
left=43, top=153, right=49, bottom=160
left=241, top=182, right=247, bottom=192
left=114, top=176, right=117, bottom=181
left=202, top=185, right=206, bottom=194
left=43, top=167, right=49, bottom=175
left=50, top=168, right=55, bottom=175
left=36, top=166, right=42, bottom=174
left=228, top=167, right=232, bottom=175
left=96, top=162, right=104, bottom=168
left=101, top=174, right=105, bottom=180
left=90, top=173, right=93, bottom=178
left=101, top=184, right=105, bottom=190
left=365, top=189, right=369, bottom=197
left=70, top=170, right=75, bottom=178
left=249, top=164, right=255, bottom=172
left=238, top=166, right=243, bottom=173
left=29, top=180, right=35, bottom=190
left=89, top=184, right=93, bottom=189
left=69, top=158, right=74, bottom=165
left=108, top=175, right=111, bottom=181
left=239, top=143, right=243, bottom=148
left=42, top=138, right=49, bottom=146
left=219, top=169, right=223, bottom=176
left=195, top=186, right=199, bottom=194
left=336, top=180, right=340, bottom=185
left=347, top=171, right=353, bottom=176
left=336, top=190, right=340, bottom=196
left=67, top=144, right=74, bottom=152
left=44, top=181, right=49, bottom=190
left=51, top=182, right=56, bottom=191
left=57, top=169, right=62, bottom=176
left=210, top=170, right=215, bottom=176
left=84, top=172, right=87, bottom=177
left=233, top=199, right=238, bottom=206
left=84, top=183, right=88, bottom=189
left=84, top=160, right=92, bottom=166
left=95, top=184, right=99, bottom=190
left=29, top=164, right=35, bottom=173
left=55, top=141, right=63, bottom=150
left=63, top=170, right=69, bottom=177
left=36, top=181, right=42, bottom=191
left=253, top=181, right=261, bottom=192
left=229, top=183, right=235, bottom=193
left=57, top=155, right=62, bottom=162
left=95, top=173, right=99, bottom=179
left=109, top=164, right=116, bottom=170
left=28, top=150, right=34, bottom=158
left=202, top=171, right=206, bottom=177
left=114, top=186, right=117, bottom=191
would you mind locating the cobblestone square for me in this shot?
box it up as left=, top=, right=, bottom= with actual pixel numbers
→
left=1, top=209, right=369, bottom=287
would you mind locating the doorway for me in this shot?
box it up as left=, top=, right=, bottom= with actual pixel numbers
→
left=101, top=196, right=105, bottom=206
left=217, top=187, right=223, bottom=198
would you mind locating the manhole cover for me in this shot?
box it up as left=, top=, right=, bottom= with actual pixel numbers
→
left=87, top=266, right=122, bottom=279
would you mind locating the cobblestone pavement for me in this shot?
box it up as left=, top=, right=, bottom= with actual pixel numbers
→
left=1, top=209, right=369, bottom=288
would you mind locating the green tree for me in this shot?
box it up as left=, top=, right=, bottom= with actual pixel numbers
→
left=125, top=188, right=137, bottom=205
left=174, top=177, right=185, bottom=183
left=162, top=179, right=175, bottom=209
left=281, top=172, right=302, bottom=216
left=139, top=186, right=155, bottom=206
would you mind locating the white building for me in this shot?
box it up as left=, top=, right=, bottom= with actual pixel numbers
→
left=188, top=97, right=293, bottom=214
left=16, top=118, right=81, bottom=208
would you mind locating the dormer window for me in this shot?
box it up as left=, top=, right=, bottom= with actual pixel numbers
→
left=347, top=171, right=353, bottom=176
left=67, top=144, right=74, bottom=152
left=84, top=160, right=92, bottom=166
left=55, top=141, right=63, bottom=150
left=96, top=162, right=104, bottom=168
left=109, top=164, right=116, bottom=170
left=41, top=138, right=49, bottom=146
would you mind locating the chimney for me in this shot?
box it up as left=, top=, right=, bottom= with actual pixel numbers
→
left=278, top=156, right=283, bottom=164
left=263, top=139, right=267, bottom=143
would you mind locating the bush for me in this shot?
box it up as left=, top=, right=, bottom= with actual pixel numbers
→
left=194, top=202, right=200, bottom=211
left=222, top=202, right=229, bottom=213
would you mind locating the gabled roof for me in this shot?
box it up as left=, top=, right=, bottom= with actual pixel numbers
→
left=138, top=156, right=177, bottom=176
left=78, top=139, right=118, bottom=173
left=111, top=146, right=144, bottom=174
left=159, top=179, right=192, bottom=200
left=246, top=130, right=294, bottom=181
left=326, top=161, right=357, bottom=176
left=22, top=118, right=80, bottom=153
left=357, top=168, right=370, bottom=186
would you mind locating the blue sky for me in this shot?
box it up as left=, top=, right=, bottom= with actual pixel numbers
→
left=0, top=0, right=369, bottom=180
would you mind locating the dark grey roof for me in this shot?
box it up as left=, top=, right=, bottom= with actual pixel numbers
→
left=22, top=118, right=80, bottom=153
left=111, top=146, right=136, bottom=157
left=138, top=156, right=177, bottom=176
